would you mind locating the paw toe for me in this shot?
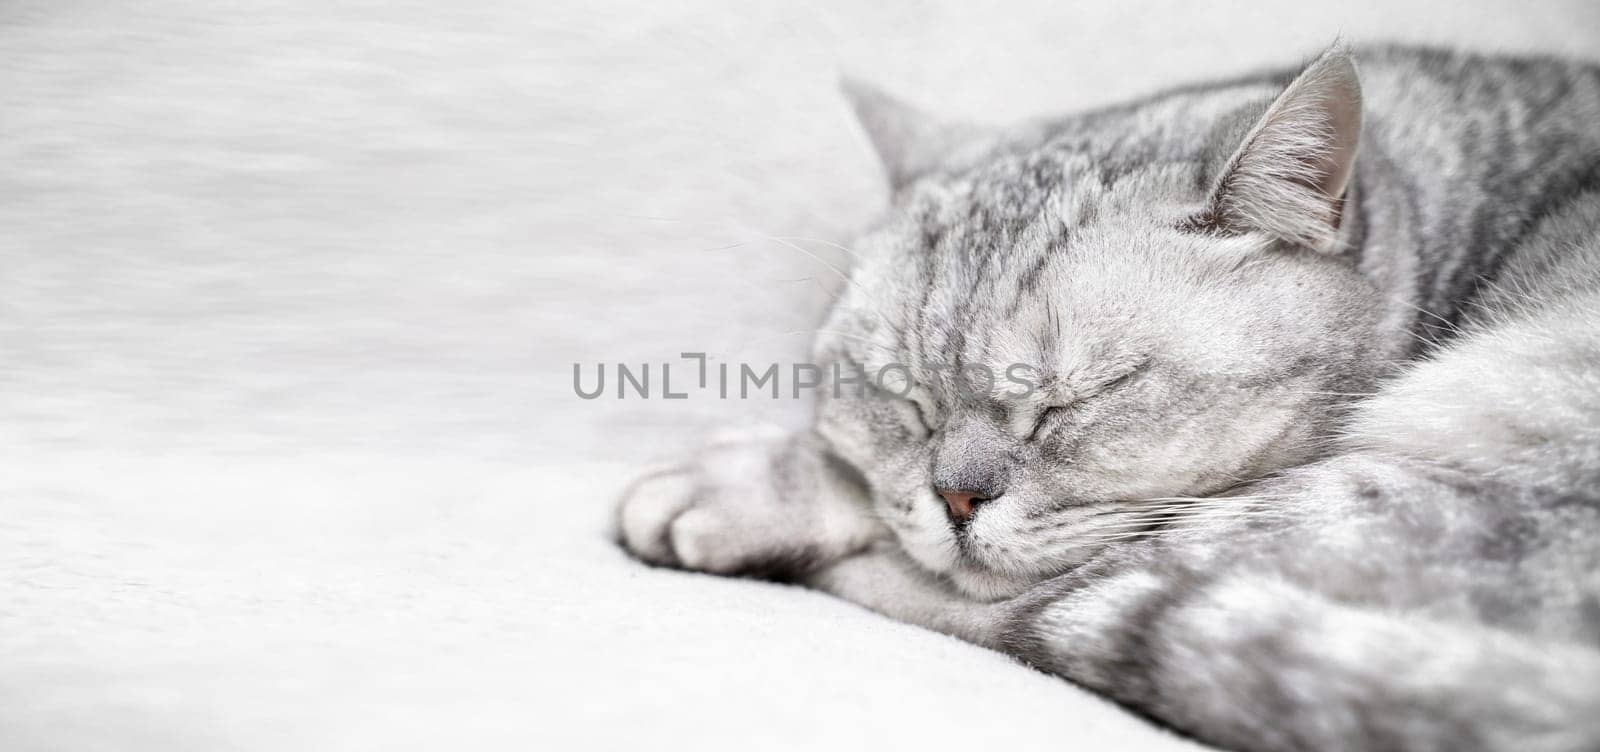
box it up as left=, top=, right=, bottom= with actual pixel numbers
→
left=669, top=507, right=742, bottom=573
left=617, top=470, right=695, bottom=565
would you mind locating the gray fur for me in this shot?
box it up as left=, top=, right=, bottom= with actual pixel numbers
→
left=619, top=45, right=1600, bottom=751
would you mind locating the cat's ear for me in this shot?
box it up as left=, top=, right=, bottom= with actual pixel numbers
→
left=842, top=78, right=974, bottom=191
left=1195, top=46, right=1362, bottom=253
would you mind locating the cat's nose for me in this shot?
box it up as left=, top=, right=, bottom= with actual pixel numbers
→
left=937, top=488, right=996, bottom=525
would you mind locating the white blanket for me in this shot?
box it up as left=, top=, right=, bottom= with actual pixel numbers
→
left=1, top=455, right=1201, bottom=749
left=3, top=1, right=1593, bottom=749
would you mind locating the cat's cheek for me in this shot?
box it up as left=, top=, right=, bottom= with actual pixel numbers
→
left=817, top=397, right=928, bottom=469
left=892, top=506, right=962, bottom=575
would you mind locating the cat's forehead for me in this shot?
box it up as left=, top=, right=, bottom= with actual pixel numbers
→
left=896, top=148, right=1204, bottom=254
left=837, top=139, right=1224, bottom=385
left=903, top=149, right=1093, bottom=224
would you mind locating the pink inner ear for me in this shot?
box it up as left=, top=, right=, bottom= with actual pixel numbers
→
left=1315, top=66, right=1363, bottom=206
left=1202, top=47, right=1364, bottom=253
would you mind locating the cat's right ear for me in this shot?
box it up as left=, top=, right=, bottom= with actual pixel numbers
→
left=842, top=78, right=974, bottom=191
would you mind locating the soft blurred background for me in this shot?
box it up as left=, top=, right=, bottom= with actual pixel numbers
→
left=3, top=2, right=1595, bottom=750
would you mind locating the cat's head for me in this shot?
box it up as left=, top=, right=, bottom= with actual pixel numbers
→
left=815, top=47, right=1386, bottom=599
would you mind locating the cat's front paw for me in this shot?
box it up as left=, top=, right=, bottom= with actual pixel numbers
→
left=616, top=427, right=879, bottom=578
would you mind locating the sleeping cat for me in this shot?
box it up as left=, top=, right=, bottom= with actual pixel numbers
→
left=617, top=45, right=1600, bottom=751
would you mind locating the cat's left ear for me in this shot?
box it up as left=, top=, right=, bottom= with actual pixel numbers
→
left=1193, top=46, right=1362, bottom=253
left=842, top=78, right=977, bottom=191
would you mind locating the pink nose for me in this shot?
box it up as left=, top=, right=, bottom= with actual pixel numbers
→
left=937, top=489, right=990, bottom=524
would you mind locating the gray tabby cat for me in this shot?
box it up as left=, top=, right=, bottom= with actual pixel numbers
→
left=617, top=45, right=1600, bottom=751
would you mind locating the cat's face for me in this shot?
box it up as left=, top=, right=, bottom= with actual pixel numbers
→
left=818, top=52, right=1376, bottom=599
left=818, top=162, right=1382, bottom=599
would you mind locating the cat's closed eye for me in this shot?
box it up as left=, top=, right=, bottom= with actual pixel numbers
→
left=1096, top=366, right=1143, bottom=395
left=1027, top=405, right=1072, bottom=441
left=1025, top=366, right=1146, bottom=441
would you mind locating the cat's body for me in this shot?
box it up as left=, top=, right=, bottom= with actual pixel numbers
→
left=619, top=46, right=1600, bottom=751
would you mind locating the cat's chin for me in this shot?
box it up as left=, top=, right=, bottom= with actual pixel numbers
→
left=879, top=532, right=1082, bottom=601
left=947, top=566, right=1035, bottom=601
left=894, top=536, right=1036, bottom=601
left=940, top=531, right=1107, bottom=601
left=890, top=517, right=1092, bottom=601
left=944, top=543, right=1105, bottom=601
left=946, top=552, right=1098, bottom=601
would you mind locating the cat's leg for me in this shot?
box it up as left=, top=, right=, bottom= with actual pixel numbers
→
left=616, top=425, right=887, bottom=578
left=997, top=537, right=1600, bottom=752
left=804, top=544, right=1009, bottom=645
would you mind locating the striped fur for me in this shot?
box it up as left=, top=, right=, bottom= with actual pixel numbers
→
left=619, top=45, right=1600, bottom=750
